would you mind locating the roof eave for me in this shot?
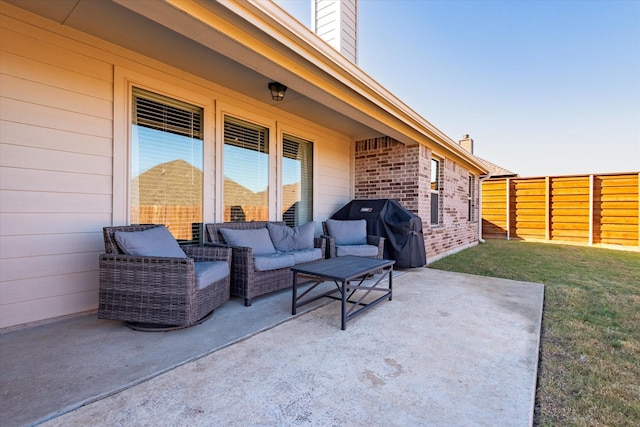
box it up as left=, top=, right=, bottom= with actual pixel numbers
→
left=115, top=0, right=489, bottom=174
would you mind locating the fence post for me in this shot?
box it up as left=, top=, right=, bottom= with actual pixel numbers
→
left=589, top=174, right=594, bottom=246
left=545, top=176, right=551, bottom=241
left=506, top=178, right=510, bottom=240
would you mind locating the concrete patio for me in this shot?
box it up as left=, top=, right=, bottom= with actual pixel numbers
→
left=0, top=268, right=544, bottom=427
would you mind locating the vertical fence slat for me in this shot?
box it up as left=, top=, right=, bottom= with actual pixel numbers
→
left=506, top=178, right=511, bottom=240
left=545, top=176, right=550, bottom=240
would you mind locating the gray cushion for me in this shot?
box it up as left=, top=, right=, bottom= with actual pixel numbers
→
left=114, top=226, right=187, bottom=258
left=253, top=253, right=295, bottom=271
left=267, top=221, right=316, bottom=251
left=289, top=248, right=323, bottom=264
left=336, top=244, right=379, bottom=257
left=325, top=219, right=367, bottom=245
left=194, top=261, right=230, bottom=290
left=219, top=228, right=276, bottom=255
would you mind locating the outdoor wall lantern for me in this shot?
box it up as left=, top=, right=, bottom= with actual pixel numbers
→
left=268, top=82, right=287, bottom=101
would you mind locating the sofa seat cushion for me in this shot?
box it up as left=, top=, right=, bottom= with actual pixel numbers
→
left=289, top=247, right=323, bottom=264
left=194, top=261, right=230, bottom=290
left=219, top=228, right=276, bottom=255
left=325, top=219, right=368, bottom=245
left=267, top=221, right=316, bottom=251
left=114, top=225, right=187, bottom=258
left=253, top=253, right=295, bottom=272
left=335, top=244, right=379, bottom=257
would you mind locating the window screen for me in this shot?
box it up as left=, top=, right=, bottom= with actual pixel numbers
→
left=131, top=88, right=204, bottom=241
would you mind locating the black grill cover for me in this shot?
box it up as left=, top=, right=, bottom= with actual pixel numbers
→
left=331, top=199, right=426, bottom=268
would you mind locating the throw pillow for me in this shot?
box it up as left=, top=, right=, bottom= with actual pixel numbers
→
left=325, top=219, right=367, bottom=245
left=219, top=228, right=276, bottom=255
left=267, top=221, right=316, bottom=252
left=114, top=225, right=187, bottom=258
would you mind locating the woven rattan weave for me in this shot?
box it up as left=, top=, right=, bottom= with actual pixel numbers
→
left=98, top=225, right=231, bottom=330
left=205, top=221, right=326, bottom=306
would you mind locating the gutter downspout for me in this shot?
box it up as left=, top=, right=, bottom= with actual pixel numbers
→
left=478, top=174, right=492, bottom=243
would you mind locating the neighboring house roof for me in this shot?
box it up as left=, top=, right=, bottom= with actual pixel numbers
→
left=474, top=156, right=518, bottom=178
left=6, top=0, right=489, bottom=175
left=134, top=160, right=203, bottom=205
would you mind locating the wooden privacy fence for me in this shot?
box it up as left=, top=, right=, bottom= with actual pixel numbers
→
left=482, top=172, right=639, bottom=248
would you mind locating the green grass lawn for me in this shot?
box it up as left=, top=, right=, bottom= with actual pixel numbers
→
left=429, top=239, right=640, bottom=427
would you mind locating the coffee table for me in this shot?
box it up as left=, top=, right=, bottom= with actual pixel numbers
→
left=291, top=256, right=395, bottom=330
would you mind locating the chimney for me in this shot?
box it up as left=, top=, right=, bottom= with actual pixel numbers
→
left=459, top=134, right=474, bottom=154
left=312, top=0, right=358, bottom=64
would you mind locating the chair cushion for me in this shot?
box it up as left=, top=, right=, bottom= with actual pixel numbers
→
left=114, top=225, right=187, bottom=258
left=253, top=253, right=295, bottom=271
left=267, top=221, right=315, bottom=251
left=194, top=261, right=230, bottom=290
left=289, top=248, right=323, bottom=264
left=336, top=244, right=379, bottom=257
left=219, top=228, right=276, bottom=255
left=325, top=219, right=367, bottom=245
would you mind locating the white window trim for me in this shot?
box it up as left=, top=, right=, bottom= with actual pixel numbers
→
left=113, top=66, right=214, bottom=225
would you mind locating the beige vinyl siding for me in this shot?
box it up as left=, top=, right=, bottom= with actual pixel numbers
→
left=0, top=4, right=353, bottom=328
left=315, top=141, right=352, bottom=220
left=0, top=11, right=113, bottom=327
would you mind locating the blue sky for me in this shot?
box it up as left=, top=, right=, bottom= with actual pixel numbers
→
left=275, top=0, right=640, bottom=177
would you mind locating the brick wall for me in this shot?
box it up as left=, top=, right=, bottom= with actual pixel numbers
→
left=354, top=137, right=479, bottom=263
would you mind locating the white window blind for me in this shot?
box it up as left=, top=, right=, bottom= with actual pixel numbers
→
left=131, top=87, right=204, bottom=241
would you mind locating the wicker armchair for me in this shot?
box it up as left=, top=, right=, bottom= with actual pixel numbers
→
left=205, top=221, right=326, bottom=307
left=98, top=225, right=231, bottom=330
left=322, top=220, right=385, bottom=259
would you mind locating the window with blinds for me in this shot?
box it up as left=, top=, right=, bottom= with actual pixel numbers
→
left=468, top=175, right=475, bottom=222
left=223, top=116, right=269, bottom=221
left=130, top=87, right=204, bottom=241
left=282, top=134, right=313, bottom=227
left=430, top=158, right=441, bottom=225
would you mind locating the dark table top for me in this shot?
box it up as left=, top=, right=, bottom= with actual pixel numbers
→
left=291, top=256, right=394, bottom=281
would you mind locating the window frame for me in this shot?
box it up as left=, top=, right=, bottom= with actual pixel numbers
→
left=430, top=156, right=442, bottom=226
left=130, top=87, right=205, bottom=241
left=216, top=104, right=277, bottom=222
left=279, top=130, right=315, bottom=227
left=221, top=114, right=272, bottom=222
left=468, top=174, right=475, bottom=222
left=114, top=67, right=214, bottom=226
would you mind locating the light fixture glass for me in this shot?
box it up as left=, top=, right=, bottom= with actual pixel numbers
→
left=268, top=82, right=287, bottom=101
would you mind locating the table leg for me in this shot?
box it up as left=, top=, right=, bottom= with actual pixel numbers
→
left=291, top=271, right=298, bottom=315
left=341, top=279, right=347, bottom=330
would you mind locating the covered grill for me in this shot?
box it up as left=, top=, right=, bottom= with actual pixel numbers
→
left=330, top=199, right=426, bottom=268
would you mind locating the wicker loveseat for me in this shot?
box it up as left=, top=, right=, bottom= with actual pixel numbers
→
left=99, top=224, right=231, bottom=330
left=205, top=221, right=326, bottom=306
